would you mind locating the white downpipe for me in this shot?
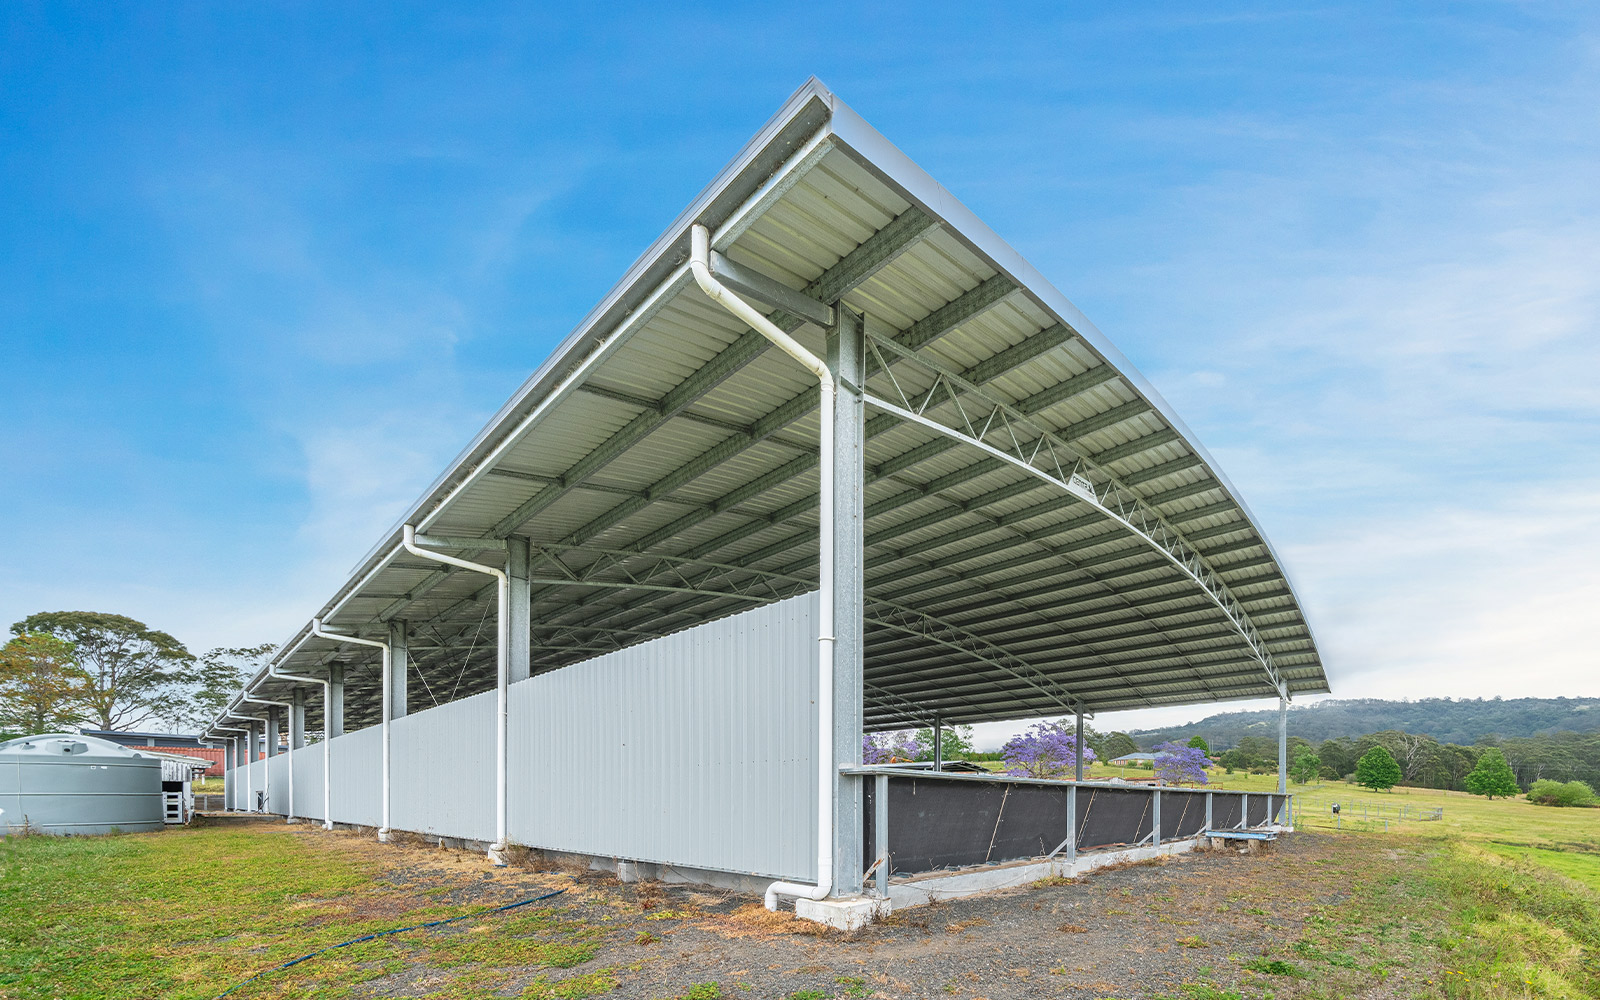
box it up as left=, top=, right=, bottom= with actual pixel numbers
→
left=310, top=618, right=393, bottom=841
left=266, top=664, right=335, bottom=830
left=241, top=695, right=290, bottom=816
left=224, top=710, right=258, bottom=812
left=211, top=724, right=248, bottom=811
left=401, top=524, right=512, bottom=865
left=690, top=224, right=836, bottom=911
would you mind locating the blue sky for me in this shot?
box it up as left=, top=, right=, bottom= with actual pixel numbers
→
left=3, top=3, right=1596, bottom=738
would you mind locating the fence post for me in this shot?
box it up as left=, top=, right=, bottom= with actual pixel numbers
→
left=1066, top=784, right=1078, bottom=863
left=874, top=773, right=889, bottom=899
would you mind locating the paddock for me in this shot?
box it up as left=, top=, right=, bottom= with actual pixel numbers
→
left=208, top=78, right=1326, bottom=924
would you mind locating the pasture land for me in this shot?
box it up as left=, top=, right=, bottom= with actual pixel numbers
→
left=1, top=780, right=1596, bottom=999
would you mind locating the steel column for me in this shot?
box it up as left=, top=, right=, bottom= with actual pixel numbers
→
left=326, top=664, right=344, bottom=738
left=223, top=739, right=235, bottom=810
left=388, top=621, right=409, bottom=719
left=1152, top=789, right=1162, bottom=847
left=932, top=717, right=943, bottom=771
left=1066, top=784, right=1078, bottom=862
left=265, top=707, right=280, bottom=758
left=1075, top=710, right=1085, bottom=781
left=507, top=536, right=532, bottom=683
left=829, top=306, right=866, bottom=898
left=290, top=688, right=306, bottom=750
left=1277, top=693, right=1288, bottom=795
left=873, top=772, right=889, bottom=898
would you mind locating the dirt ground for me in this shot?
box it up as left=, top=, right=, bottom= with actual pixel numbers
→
left=338, top=830, right=1444, bottom=1000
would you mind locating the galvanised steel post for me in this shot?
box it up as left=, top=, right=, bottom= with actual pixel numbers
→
left=388, top=621, right=408, bottom=720
left=290, top=688, right=306, bottom=750
left=1277, top=694, right=1288, bottom=796
left=1066, top=784, right=1077, bottom=862
left=266, top=707, right=281, bottom=758
left=326, top=664, right=344, bottom=739
left=932, top=717, right=943, bottom=772
left=828, top=305, right=866, bottom=898
left=223, top=738, right=235, bottom=810
left=1075, top=711, right=1085, bottom=781
left=873, top=773, right=889, bottom=899
left=1152, top=789, right=1162, bottom=848
left=507, top=537, right=532, bottom=683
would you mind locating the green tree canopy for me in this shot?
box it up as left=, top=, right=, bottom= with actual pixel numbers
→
left=10, top=612, right=193, bottom=731
left=1186, top=735, right=1210, bottom=753
left=0, top=633, right=91, bottom=735
left=1525, top=779, right=1596, bottom=807
left=182, top=644, right=276, bottom=729
left=1355, top=745, right=1402, bottom=791
left=1218, top=748, right=1250, bottom=773
left=1464, top=747, right=1521, bottom=800
left=914, top=723, right=975, bottom=762
left=1103, top=731, right=1138, bottom=759
left=1289, top=748, right=1322, bottom=784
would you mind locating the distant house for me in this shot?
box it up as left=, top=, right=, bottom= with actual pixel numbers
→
left=80, top=730, right=228, bottom=776
left=1110, top=753, right=1158, bottom=765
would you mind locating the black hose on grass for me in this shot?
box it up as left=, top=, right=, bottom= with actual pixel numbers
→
left=215, top=887, right=568, bottom=998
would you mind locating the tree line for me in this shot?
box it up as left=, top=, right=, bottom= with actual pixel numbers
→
left=1200, top=726, right=1600, bottom=795
left=0, top=610, right=273, bottom=738
left=1130, top=696, right=1600, bottom=748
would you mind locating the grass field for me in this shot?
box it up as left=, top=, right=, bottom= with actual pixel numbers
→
left=2, top=770, right=1597, bottom=999
left=987, top=759, right=1600, bottom=934
left=0, top=824, right=617, bottom=1000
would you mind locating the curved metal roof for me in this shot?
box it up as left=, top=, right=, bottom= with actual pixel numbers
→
left=222, top=79, right=1327, bottom=734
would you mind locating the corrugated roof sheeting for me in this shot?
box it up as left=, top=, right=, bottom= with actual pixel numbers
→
left=233, top=81, right=1325, bottom=736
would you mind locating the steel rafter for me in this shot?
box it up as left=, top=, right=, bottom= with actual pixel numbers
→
left=859, top=330, right=1286, bottom=696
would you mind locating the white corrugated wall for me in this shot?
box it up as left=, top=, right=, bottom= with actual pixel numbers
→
left=231, top=592, right=817, bottom=879
left=508, top=592, right=818, bottom=881
left=390, top=690, right=496, bottom=842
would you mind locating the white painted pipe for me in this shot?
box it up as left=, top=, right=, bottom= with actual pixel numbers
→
left=210, top=724, right=248, bottom=811
left=690, top=224, right=836, bottom=911
left=401, top=524, right=511, bottom=865
left=265, top=665, right=333, bottom=830
left=241, top=695, right=290, bottom=815
left=224, top=710, right=259, bottom=812
left=310, top=618, right=393, bottom=842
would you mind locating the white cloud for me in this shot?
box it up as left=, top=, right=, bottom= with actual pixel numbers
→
left=1287, top=483, right=1600, bottom=700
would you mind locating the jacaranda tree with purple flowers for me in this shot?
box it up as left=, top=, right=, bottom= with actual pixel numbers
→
left=1153, top=740, right=1210, bottom=786
left=862, top=730, right=921, bottom=764
left=1001, top=720, right=1094, bottom=779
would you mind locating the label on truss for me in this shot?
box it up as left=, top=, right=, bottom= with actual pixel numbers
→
left=1066, top=472, right=1097, bottom=502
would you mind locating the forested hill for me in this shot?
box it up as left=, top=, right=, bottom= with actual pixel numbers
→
left=1129, top=697, right=1600, bottom=749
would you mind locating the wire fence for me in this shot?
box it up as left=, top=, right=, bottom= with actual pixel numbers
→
left=1288, top=793, right=1444, bottom=833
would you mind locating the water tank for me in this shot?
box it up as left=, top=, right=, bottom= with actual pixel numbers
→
left=0, top=734, right=163, bottom=835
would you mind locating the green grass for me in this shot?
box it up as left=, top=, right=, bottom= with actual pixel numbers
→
left=1425, top=843, right=1600, bottom=998
left=1484, top=843, right=1600, bottom=893
left=0, top=825, right=614, bottom=1000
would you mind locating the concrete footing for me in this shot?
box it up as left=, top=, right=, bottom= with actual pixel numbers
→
left=794, top=895, right=890, bottom=931
left=887, top=838, right=1201, bottom=909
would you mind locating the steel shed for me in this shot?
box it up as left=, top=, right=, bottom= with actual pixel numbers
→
left=207, top=79, right=1327, bottom=914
